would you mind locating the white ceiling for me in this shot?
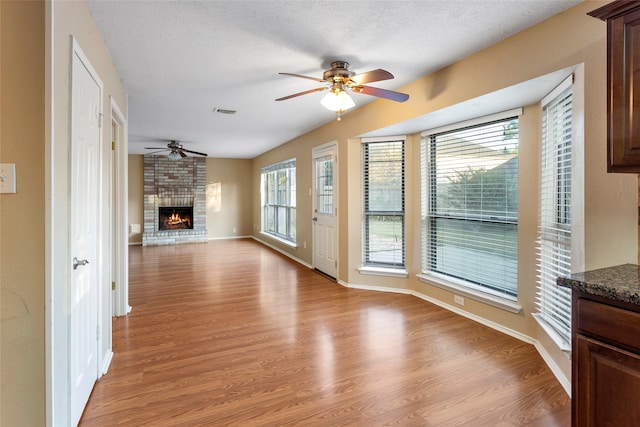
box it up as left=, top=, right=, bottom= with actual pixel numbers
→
left=86, top=0, right=582, bottom=159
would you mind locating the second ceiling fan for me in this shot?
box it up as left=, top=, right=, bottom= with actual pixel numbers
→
left=276, top=61, right=409, bottom=120
left=144, top=140, right=208, bottom=161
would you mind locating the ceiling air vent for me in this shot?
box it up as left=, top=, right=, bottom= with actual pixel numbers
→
left=214, top=108, right=237, bottom=115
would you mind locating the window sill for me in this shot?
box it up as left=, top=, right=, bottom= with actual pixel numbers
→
left=358, top=266, right=408, bottom=278
left=417, top=273, right=522, bottom=314
left=532, top=313, right=571, bottom=353
left=259, top=232, right=297, bottom=248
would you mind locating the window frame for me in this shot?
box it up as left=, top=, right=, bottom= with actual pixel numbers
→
left=261, top=158, right=296, bottom=244
left=361, top=137, right=406, bottom=269
left=421, top=110, right=521, bottom=302
left=534, top=76, right=574, bottom=350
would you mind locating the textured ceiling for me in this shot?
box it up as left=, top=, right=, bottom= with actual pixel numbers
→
left=86, top=0, right=582, bottom=159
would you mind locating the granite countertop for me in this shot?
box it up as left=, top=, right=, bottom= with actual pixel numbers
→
left=557, top=263, right=640, bottom=305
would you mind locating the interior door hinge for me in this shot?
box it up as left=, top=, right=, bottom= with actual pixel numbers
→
left=112, top=281, right=116, bottom=290
left=112, top=141, right=116, bottom=151
left=98, top=112, right=103, bottom=128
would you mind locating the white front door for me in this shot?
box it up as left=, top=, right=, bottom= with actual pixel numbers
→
left=312, top=143, right=338, bottom=278
left=70, top=43, right=103, bottom=426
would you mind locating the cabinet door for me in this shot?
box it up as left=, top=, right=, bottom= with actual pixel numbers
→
left=575, top=334, right=640, bottom=426
left=607, top=7, right=640, bottom=171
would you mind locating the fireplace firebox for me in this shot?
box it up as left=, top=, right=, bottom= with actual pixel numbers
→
left=158, top=206, right=193, bottom=230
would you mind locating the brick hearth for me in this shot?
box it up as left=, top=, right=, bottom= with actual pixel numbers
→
left=142, top=156, right=207, bottom=246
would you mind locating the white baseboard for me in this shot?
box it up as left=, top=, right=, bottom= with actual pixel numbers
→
left=208, top=235, right=251, bottom=241
left=338, top=280, right=413, bottom=296
left=342, top=279, right=534, bottom=343
left=534, top=341, right=571, bottom=396
left=412, top=290, right=536, bottom=345
left=100, top=350, right=114, bottom=377
left=251, top=236, right=312, bottom=269
left=341, top=278, right=571, bottom=395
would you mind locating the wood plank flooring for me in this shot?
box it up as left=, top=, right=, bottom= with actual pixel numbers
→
left=80, top=239, right=570, bottom=426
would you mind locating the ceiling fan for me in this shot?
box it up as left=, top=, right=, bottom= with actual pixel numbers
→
left=276, top=61, right=409, bottom=120
left=144, top=140, right=208, bottom=161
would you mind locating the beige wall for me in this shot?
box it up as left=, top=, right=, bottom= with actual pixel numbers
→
left=251, top=1, right=638, bottom=388
left=0, top=2, right=46, bottom=425
left=205, top=158, right=253, bottom=238
left=128, top=154, right=144, bottom=244
left=128, top=155, right=254, bottom=243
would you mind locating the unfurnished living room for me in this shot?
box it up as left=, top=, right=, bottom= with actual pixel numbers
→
left=2, top=1, right=640, bottom=426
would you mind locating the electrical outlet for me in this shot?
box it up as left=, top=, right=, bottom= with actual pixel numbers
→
left=454, top=295, right=465, bottom=306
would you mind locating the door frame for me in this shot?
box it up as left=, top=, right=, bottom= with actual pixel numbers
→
left=110, top=97, right=129, bottom=317
left=312, top=141, right=339, bottom=278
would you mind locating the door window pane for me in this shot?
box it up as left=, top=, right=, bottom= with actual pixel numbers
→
left=316, top=157, right=334, bottom=216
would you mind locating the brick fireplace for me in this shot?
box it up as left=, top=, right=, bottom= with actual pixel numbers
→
left=142, top=156, right=207, bottom=246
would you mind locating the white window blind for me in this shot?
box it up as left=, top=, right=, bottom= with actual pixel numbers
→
left=261, top=158, right=296, bottom=242
left=362, top=139, right=405, bottom=268
left=422, top=116, right=519, bottom=299
left=536, top=79, right=573, bottom=346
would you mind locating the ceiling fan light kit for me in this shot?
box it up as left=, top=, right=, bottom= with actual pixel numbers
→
left=276, top=60, right=409, bottom=121
left=213, top=107, right=237, bottom=115
left=167, top=150, right=182, bottom=161
left=321, top=83, right=356, bottom=121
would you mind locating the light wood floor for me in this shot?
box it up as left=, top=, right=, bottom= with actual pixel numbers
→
left=80, top=239, right=570, bottom=426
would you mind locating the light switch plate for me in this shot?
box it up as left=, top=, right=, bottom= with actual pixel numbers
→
left=0, top=163, right=16, bottom=193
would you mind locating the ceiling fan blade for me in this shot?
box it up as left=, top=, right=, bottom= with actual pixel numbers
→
left=351, top=85, right=409, bottom=102
left=275, top=87, right=327, bottom=101
left=178, top=150, right=188, bottom=158
left=144, top=147, right=167, bottom=150
left=350, top=69, right=394, bottom=85
left=181, top=148, right=208, bottom=157
left=279, top=72, right=325, bottom=83
left=144, top=149, right=168, bottom=156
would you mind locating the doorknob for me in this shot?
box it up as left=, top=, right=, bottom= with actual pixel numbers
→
left=312, top=217, right=317, bottom=222
left=73, top=257, right=90, bottom=270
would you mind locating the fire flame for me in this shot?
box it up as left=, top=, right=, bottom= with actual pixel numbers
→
left=162, top=211, right=191, bottom=229
left=169, top=213, right=182, bottom=223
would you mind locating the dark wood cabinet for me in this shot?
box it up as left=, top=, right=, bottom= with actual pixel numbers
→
left=589, top=1, right=640, bottom=172
left=572, top=292, right=640, bottom=426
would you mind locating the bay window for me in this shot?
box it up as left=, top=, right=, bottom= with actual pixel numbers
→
left=421, top=113, right=519, bottom=300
